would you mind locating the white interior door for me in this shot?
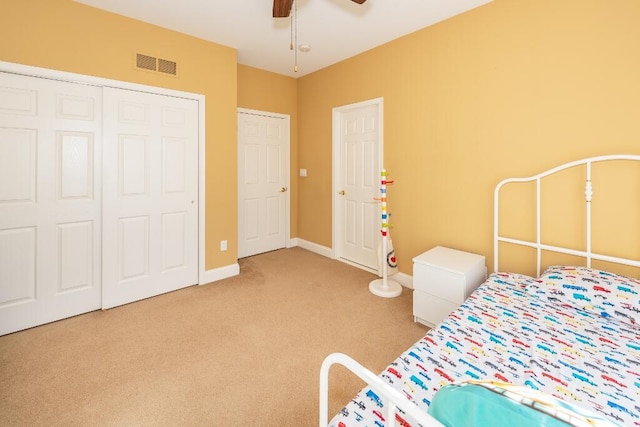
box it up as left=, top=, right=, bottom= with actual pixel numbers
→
left=334, top=98, right=382, bottom=272
left=237, top=110, right=289, bottom=258
left=0, top=72, right=102, bottom=335
left=102, top=87, right=198, bottom=309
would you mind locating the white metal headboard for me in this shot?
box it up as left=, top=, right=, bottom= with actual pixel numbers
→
left=494, top=154, right=640, bottom=276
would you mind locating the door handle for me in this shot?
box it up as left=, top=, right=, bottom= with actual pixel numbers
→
left=339, top=190, right=345, bottom=195
left=280, top=186, right=288, bottom=192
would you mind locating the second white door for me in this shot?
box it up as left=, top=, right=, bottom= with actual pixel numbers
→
left=102, top=87, right=199, bottom=309
left=237, top=110, right=289, bottom=258
left=334, top=99, right=382, bottom=273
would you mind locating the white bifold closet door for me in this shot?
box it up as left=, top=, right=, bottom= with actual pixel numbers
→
left=0, top=72, right=199, bottom=335
left=101, top=87, right=198, bottom=309
left=0, top=73, right=103, bottom=335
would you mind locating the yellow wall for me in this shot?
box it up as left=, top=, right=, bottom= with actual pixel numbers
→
left=297, top=0, right=640, bottom=274
left=3, top=0, right=639, bottom=278
left=0, top=0, right=237, bottom=272
left=237, top=65, right=299, bottom=237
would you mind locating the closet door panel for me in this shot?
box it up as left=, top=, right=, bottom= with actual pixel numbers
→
left=102, top=87, right=198, bottom=309
left=0, top=72, right=102, bottom=335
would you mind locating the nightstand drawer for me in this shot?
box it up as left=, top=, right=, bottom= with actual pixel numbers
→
left=413, top=265, right=466, bottom=301
left=413, top=290, right=458, bottom=327
left=412, top=246, right=486, bottom=303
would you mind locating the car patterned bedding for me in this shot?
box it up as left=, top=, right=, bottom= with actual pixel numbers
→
left=329, top=268, right=640, bottom=427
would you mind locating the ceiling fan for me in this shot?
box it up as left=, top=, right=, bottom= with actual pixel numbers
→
left=273, top=0, right=367, bottom=18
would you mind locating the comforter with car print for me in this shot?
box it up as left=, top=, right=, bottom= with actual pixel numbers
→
left=330, top=268, right=640, bottom=427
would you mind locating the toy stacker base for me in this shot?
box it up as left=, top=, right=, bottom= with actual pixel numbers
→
left=369, top=278, right=402, bottom=298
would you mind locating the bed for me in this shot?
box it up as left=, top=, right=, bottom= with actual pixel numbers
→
left=320, top=154, right=640, bottom=427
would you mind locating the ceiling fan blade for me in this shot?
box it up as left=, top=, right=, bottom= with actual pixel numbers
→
left=273, top=0, right=365, bottom=18
left=273, top=0, right=293, bottom=17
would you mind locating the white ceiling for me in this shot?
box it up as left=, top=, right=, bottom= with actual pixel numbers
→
left=74, top=0, right=492, bottom=78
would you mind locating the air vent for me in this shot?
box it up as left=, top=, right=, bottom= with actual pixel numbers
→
left=157, top=58, right=177, bottom=76
left=136, top=53, right=157, bottom=71
left=135, top=53, right=178, bottom=76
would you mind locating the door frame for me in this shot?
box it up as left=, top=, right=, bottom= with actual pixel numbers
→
left=237, top=108, right=291, bottom=255
left=331, top=97, right=384, bottom=273
left=0, top=60, right=207, bottom=289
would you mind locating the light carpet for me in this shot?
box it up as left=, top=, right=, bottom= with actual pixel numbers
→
left=0, top=247, right=428, bottom=426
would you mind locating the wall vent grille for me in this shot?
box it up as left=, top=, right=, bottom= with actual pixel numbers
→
left=157, top=58, right=177, bottom=76
left=135, top=53, right=178, bottom=76
left=136, top=53, right=157, bottom=71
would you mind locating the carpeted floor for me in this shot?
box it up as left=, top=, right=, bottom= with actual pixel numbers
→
left=0, top=247, right=428, bottom=426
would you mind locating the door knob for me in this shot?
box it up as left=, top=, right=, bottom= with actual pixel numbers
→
left=339, top=190, right=345, bottom=195
left=280, top=186, right=288, bottom=192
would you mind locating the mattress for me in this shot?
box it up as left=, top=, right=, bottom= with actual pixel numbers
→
left=330, top=269, right=640, bottom=426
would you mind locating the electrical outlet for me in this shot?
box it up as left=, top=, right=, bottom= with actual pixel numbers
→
left=220, top=240, right=227, bottom=251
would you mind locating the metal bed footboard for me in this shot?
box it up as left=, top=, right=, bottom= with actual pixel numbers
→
left=319, top=352, right=444, bottom=427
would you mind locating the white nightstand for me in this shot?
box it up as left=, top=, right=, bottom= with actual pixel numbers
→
left=412, top=246, right=487, bottom=327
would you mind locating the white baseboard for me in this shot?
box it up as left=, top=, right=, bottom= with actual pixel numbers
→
left=294, top=238, right=334, bottom=259
left=197, top=255, right=415, bottom=290
left=390, top=272, right=414, bottom=290
left=198, top=238, right=331, bottom=286
left=199, top=262, right=239, bottom=285
left=293, top=238, right=415, bottom=289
